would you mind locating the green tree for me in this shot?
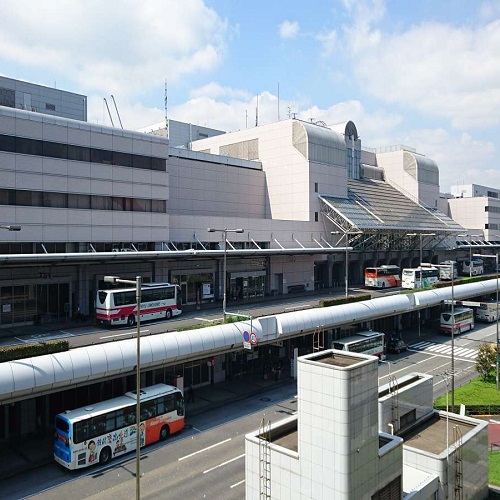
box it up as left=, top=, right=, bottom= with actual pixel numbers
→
left=476, top=342, right=497, bottom=381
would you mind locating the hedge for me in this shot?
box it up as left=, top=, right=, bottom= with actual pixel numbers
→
left=319, top=294, right=372, bottom=308
left=0, top=339, right=69, bottom=363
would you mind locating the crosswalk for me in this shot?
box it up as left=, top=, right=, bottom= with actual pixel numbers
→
left=409, top=341, right=477, bottom=361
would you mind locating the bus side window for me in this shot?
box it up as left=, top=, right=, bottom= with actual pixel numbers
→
left=157, top=396, right=166, bottom=416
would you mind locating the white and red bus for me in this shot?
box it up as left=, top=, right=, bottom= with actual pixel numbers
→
left=332, top=330, right=386, bottom=360
left=439, top=307, right=474, bottom=334
left=96, top=282, right=182, bottom=326
left=364, top=265, right=401, bottom=289
left=54, top=384, right=185, bottom=470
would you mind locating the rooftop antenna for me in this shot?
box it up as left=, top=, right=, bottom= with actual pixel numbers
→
left=245, top=109, right=248, bottom=129
left=111, top=95, right=123, bottom=129
left=165, top=79, right=169, bottom=138
left=103, top=98, right=115, bottom=127
left=255, top=95, right=259, bottom=127
left=277, top=82, right=280, bottom=121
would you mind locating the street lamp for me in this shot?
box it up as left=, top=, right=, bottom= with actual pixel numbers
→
left=207, top=228, right=244, bottom=319
left=422, top=262, right=456, bottom=412
left=0, top=225, right=21, bottom=231
left=474, top=252, right=499, bottom=390
left=331, top=230, right=360, bottom=297
left=407, top=233, right=435, bottom=288
left=437, top=372, right=451, bottom=499
left=104, top=275, right=142, bottom=500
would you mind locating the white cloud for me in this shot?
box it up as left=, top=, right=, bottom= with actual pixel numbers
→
left=279, top=20, right=300, bottom=39
left=190, top=83, right=251, bottom=101
left=0, top=0, right=228, bottom=99
left=316, top=31, right=339, bottom=57
left=404, top=128, right=497, bottom=192
left=337, top=4, right=500, bottom=131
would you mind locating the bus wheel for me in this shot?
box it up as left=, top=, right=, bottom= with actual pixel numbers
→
left=165, top=309, right=172, bottom=320
left=99, top=446, right=112, bottom=465
left=160, top=425, right=170, bottom=441
left=127, top=315, right=136, bottom=326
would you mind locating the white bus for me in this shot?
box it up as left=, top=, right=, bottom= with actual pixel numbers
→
left=332, top=331, right=386, bottom=360
left=461, top=259, right=484, bottom=276
left=439, top=307, right=474, bottom=334
left=439, top=261, right=458, bottom=280
left=476, top=302, right=499, bottom=323
left=96, top=282, right=182, bottom=326
left=54, top=384, right=185, bottom=470
left=401, top=267, right=440, bottom=289
left=364, top=265, right=401, bottom=289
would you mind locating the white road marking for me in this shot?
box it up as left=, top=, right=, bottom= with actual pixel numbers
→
left=203, top=453, right=245, bottom=474
left=408, top=341, right=477, bottom=362
left=178, top=438, right=231, bottom=461
left=100, top=329, right=149, bottom=339
left=230, top=479, right=246, bottom=489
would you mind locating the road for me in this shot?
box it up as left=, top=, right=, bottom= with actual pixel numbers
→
left=2, top=320, right=496, bottom=499
left=1, top=288, right=400, bottom=349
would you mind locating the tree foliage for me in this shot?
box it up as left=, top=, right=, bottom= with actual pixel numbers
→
left=476, top=342, right=497, bottom=381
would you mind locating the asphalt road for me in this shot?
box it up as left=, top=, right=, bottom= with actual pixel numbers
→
left=3, top=320, right=496, bottom=499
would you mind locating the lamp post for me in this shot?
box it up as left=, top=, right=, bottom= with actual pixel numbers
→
left=104, top=275, right=142, bottom=500
left=0, top=225, right=21, bottom=231
left=474, top=252, right=499, bottom=390
left=331, top=230, right=360, bottom=297
left=438, top=372, right=451, bottom=499
left=422, top=262, right=455, bottom=412
left=207, top=228, right=244, bottom=319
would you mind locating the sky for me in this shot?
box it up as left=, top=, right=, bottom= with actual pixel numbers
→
left=0, top=0, right=499, bottom=193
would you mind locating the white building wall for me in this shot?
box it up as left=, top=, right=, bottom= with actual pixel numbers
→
left=0, top=107, right=169, bottom=244
left=447, top=197, right=487, bottom=236
left=191, top=119, right=347, bottom=222
left=378, top=374, right=434, bottom=434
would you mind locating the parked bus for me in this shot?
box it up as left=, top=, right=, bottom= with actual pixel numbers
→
left=96, top=282, right=182, bottom=326
left=439, top=307, right=474, bottom=334
left=332, top=331, right=386, bottom=360
left=461, top=258, right=484, bottom=276
left=476, top=302, right=499, bottom=323
left=401, top=267, right=440, bottom=289
left=54, top=384, right=185, bottom=470
left=364, top=265, right=401, bottom=289
left=438, top=260, right=458, bottom=280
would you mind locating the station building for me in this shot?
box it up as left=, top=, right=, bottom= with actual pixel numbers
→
left=0, top=76, right=488, bottom=330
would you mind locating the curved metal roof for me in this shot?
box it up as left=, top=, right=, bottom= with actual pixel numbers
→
left=1, top=279, right=498, bottom=403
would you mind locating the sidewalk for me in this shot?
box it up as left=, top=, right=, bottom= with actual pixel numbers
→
left=0, top=369, right=293, bottom=480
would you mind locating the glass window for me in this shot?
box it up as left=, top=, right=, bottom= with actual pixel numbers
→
left=43, top=192, right=67, bottom=208
left=68, top=194, right=91, bottom=209
left=0, top=134, right=16, bottom=153
left=91, top=196, right=113, bottom=210
left=91, top=148, right=113, bottom=165
left=113, top=151, right=133, bottom=167
left=68, top=144, right=90, bottom=162
left=151, top=157, right=166, bottom=171
left=133, top=154, right=151, bottom=170
left=17, top=137, right=43, bottom=156
left=43, top=141, right=68, bottom=159
left=152, top=199, right=166, bottom=213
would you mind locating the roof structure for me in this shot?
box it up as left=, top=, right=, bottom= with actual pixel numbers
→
left=320, top=178, right=465, bottom=252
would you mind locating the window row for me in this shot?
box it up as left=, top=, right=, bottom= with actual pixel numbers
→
left=0, top=188, right=166, bottom=213
left=0, top=134, right=166, bottom=171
